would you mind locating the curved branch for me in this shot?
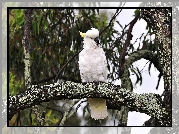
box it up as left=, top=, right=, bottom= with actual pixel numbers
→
left=120, top=49, right=162, bottom=91
left=125, top=49, right=162, bottom=74
left=9, top=81, right=170, bottom=126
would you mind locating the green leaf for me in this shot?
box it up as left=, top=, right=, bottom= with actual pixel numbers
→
left=17, top=18, right=25, bottom=26
left=131, top=67, right=140, bottom=85
left=83, top=104, right=88, bottom=117
left=37, top=14, right=43, bottom=34
left=136, top=67, right=142, bottom=85
left=148, top=62, right=153, bottom=76
left=44, top=20, right=49, bottom=30
left=134, top=9, right=139, bottom=17
left=116, top=20, right=123, bottom=29
left=32, top=21, right=36, bottom=36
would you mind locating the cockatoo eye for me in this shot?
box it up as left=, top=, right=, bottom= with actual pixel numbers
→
left=94, top=37, right=99, bottom=44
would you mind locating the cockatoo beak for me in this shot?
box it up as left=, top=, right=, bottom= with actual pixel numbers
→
left=79, top=31, right=85, bottom=38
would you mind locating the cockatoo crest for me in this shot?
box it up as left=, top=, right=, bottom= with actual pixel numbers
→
left=79, top=28, right=99, bottom=39
left=79, top=28, right=100, bottom=49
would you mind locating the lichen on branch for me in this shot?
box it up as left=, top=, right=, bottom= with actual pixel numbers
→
left=9, top=81, right=170, bottom=126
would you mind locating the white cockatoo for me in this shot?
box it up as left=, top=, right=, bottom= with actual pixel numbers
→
left=78, top=28, right=108, bottom=120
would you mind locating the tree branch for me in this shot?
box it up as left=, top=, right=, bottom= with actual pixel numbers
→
left=118, top=12, right=140, bottom=77
left=100, top=9, right=122, bottom=35
left=126, top=49, right=162, bottom=74
left=9, top=81, right=170, bottom=126
left=54, top=49, right=83, bottom=82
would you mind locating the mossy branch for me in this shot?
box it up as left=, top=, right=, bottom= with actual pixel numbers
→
left=9, top=81, right=170, bottom=126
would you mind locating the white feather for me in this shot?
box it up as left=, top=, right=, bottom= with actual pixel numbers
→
left=78, top=28, right=108, bottom=120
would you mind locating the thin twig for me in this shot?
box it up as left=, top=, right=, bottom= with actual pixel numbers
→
left=38, top=103, right=63, bottom=117
left=100, top=9, right=122, bottom=35
left=32, top=48, right=83, bottom=85
left=58, top=100, right=79, bottom=126
left=139, top=60, right=150, bottom=73
left=156, top=73, right=162, bottom=90
left=133, top=33, right=144, bottom=45
left=76, top=99, right=87, bottom=112
left=55, top=49, right=83, bottom=82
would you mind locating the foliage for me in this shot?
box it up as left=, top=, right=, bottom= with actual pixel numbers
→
left=9, top=71, right=24, bottom=96
left=9, top=7, right=121, bottom=126
left=9, top=9, right=119, bottom=85
left=8, top=6, right=171, bottom=127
